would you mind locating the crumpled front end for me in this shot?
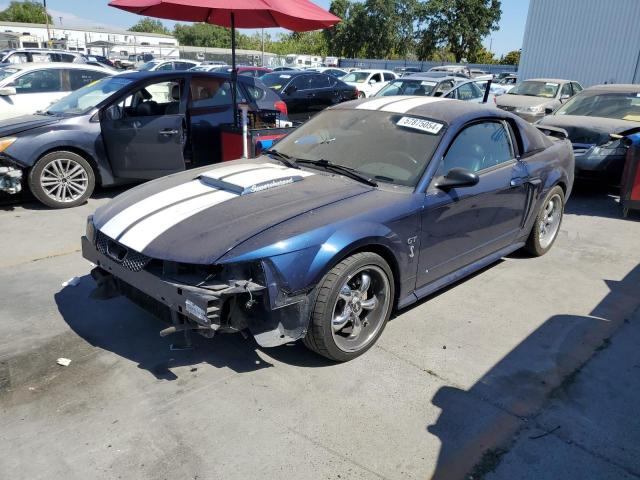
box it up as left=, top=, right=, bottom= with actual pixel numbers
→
left=0, top=156, right=23, bottom=194
left=81, top=221, right=314, bottom=348
left=573, top=139, right=629, bottom=183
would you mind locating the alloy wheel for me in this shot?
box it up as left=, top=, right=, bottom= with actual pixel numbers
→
left=40, top=158, right=89, bottom=204
left=539, top=193, right=563, bottom=249
left=331, top=266, right=391, bottom=353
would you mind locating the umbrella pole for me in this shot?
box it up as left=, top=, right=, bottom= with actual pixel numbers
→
left=231, top=12, right=238, bottom=127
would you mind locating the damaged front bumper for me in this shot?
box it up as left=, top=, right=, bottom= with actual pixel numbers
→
left=0, top=161, right=22, bottom=194
left=81, top=234, right=313, bottom=348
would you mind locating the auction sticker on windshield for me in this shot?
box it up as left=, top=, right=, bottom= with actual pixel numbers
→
left=397, top=116, right=443, bottom=135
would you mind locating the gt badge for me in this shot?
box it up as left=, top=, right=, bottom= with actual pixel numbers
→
left=407, top=236, right=418, bottom=258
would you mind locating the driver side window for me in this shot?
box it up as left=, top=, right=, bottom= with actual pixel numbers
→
left=439, top=121, right=514, bottom=175
left=116, top=79, right=183, bottom=117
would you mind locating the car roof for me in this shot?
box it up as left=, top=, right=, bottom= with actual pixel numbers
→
left=583, top=84, right=640, bottom=93
left=116, top=70, right=255, bottom=84
left=350, top=69, right=394, bottom=74
left=402, top=73, right=457, bottom=82
left=332, top=96, right=501, bottom=124
left=526, top=78, right=573, bottom=84
left=0, top=62, right=111, bottom=72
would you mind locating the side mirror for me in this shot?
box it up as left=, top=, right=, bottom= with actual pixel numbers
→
left=435, top=167, right=479, bottom=190
left=102, top=105, right=123, bottom=121
left=545, top=107, right=554, bottom=115
left=0, top=86, right=16, bottom=96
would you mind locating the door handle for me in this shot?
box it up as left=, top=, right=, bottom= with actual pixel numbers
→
left=159, top=129, right=179, bottom=136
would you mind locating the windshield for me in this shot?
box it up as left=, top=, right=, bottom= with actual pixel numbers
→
left=47, top=76, right=133, bottom=115
left=342, top=72, right=370, bottom=83
left=261, top=72, right=294, bottom=90
left=138, top=61, right=159, bottom=71
left=376, top=79, right=437, bottom=97
left=272, top=109, right=444, bottom=187
left=555, top=92, right=640, bottom=121
left=508, top=80, right=559, bottom=98
left=0, top=67, right=18, bottom=82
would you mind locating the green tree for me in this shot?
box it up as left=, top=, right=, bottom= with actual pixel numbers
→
left=468, top=46, right=496, bottom=64
left=500, top=49, right=520, bottom=65
left=0, top=1, right=52, bottom=23
left=130, top=18, right=170, bottom=35
left=173, top=23, right=233, bottom=48
left=416, top=0, right=502, bottom=62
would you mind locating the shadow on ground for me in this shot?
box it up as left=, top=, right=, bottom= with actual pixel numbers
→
left=55, top=274, right=333, bottom=380
left=426, top=263, right=640, bottom=479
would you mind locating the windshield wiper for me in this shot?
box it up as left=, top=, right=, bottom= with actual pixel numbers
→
left=264, top=149, right=299, bottom=169
left=297, top=159, right=378, bottom=187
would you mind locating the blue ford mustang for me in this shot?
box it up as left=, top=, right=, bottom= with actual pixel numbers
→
left=83, top=96, right=574, bottom=361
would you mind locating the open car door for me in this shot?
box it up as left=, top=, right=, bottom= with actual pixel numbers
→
left=101, top=78, right=187, bottom=180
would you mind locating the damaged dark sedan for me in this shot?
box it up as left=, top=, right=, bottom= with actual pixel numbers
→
left=83, top=97, right=574, bottom=362
left=538, top=84, right=640, bottom=184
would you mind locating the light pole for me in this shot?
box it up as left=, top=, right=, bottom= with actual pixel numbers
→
left=43, top=0, right=51, bottom=46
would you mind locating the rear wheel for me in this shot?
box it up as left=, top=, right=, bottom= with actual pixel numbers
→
left=28, top=151, right=95, bottom=209
left=304, top=252, right=394, bottom=362
left=524, top=185, right=565, bottom=256
left=358, top=91, right=366, bottom=99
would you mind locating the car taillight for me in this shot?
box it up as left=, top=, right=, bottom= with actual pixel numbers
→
left=274, top=100, right=288, bottom=116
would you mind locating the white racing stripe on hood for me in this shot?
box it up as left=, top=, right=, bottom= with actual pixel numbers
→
left=379, top=96, right=445, bottom=114
left=223, top=167, right=314, bottom=189
left=100, top=180, right=212, bottom=240
left=100, top=162, right=282, bottom=240
left=118, top=189, right=238, bottom=253
left=356, top=97, right=407, bottom=111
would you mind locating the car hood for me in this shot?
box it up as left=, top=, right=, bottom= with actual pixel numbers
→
left=538, top=115, right=640, bottom=145
left=93, top=159, right=374, bottom=265
left=497, top=94, right=554, bottom=108
left=0, top=114, right=60, bottom=136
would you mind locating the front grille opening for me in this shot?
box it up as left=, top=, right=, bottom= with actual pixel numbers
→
left=96, top=231, right=152, bottom=273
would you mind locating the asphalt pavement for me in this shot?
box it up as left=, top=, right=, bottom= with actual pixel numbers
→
left=0, top=186, right=638, bottom=480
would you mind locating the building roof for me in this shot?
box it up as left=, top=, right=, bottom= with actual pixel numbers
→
left=0, top=20, right=175, bottom=39
left=584, top=84, right=640, bottom=93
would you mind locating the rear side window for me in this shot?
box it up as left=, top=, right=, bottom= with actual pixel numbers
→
left=310, top=74, right=330, bottom=89
left=572, top=82, right=583, bottom=94
left=244, top=84, right=266, bottom=101
left=190, top=77, right=232, bottom=108
left=561, top=83, right=572, bottom=97
left=383, top=72, right=395, bottom=81
left=10, top=69, right=62, bottom=93
left=58, top=53, right=77, bottom=62
left=174, top=62, right=194, bottom=71
left=440, top=121, right=514, bottom=174
left=68, top=69, right=109, bottom=90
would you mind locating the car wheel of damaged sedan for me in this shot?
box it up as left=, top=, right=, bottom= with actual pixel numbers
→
left=525, top=185, right=565, bottom=256
left=29, top=151, right=95, bottom=209
left=304, top=252, right=394, bottom=362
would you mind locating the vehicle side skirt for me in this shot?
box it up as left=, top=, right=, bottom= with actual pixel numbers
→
left=397, top=242, right=525, bottom=310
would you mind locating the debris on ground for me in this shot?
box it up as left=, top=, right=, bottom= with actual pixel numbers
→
left=61, top=277, right=81, bottom=287
left=56, top=358, right=71, bottom=367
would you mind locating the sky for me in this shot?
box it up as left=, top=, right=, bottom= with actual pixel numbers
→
left=0, top=0, right=530, bottom=57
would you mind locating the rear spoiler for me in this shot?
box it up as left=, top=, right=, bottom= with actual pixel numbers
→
left=535, top=125, right=569, bottom=140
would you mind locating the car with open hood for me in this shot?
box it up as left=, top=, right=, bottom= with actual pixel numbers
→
left=496, top=78, right=583, bottom=122
left=82, top=96, right=574, bottom=362
left=537, top=84, right=640, bottom=184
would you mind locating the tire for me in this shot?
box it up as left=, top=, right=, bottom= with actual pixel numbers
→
left=524, top=185, right=565, bottom=256
left=303, top=252, right=395, bottom=362
left=28, top=151, right=95, bottom=209
left=358, top=91, right=366, bottom=99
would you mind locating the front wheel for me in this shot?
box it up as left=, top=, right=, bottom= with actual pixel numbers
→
left=28, top=151, right=95, bottom=209
left=524, top=185, right=565, bottom=256
left=358, top=91, right=366, bottom=99
left=304, top=252, right=394, bottom=362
